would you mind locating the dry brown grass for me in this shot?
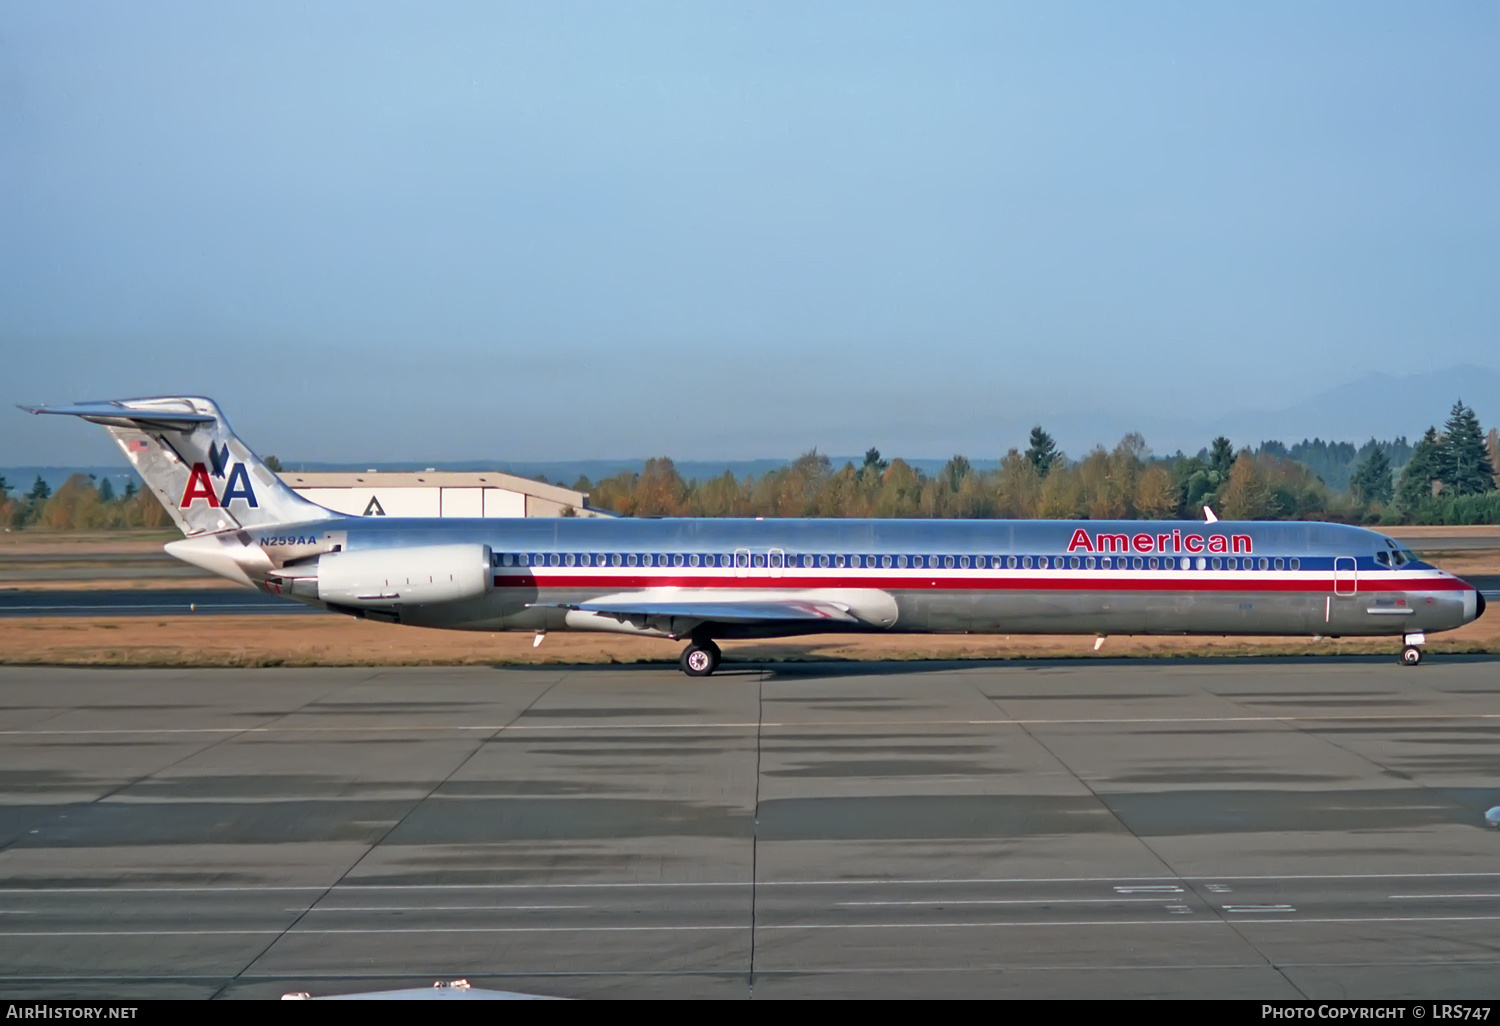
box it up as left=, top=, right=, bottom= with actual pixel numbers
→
left=1, top=611, right=1495, bottom=668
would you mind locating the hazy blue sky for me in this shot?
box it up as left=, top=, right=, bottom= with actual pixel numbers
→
left=3, top=2, right=1497, bottom=465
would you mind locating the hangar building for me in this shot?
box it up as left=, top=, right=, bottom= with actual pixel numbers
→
left=279, top=471, right=603, bottom=519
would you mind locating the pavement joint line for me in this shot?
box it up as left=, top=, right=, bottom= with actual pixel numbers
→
left=215, top=670, right=571, bottom=999
left=16, top=913, right=1500, bottom=937
left=9, top=872, right=1500, bottom=893
left=4, top=711, right=1500, bottom=735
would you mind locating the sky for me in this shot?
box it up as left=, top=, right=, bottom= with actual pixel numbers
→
left=3, top=2, right=1498, bottom=466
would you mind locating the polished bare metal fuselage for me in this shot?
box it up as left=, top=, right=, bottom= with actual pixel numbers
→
left=228, top=515, right=1480, bottom=641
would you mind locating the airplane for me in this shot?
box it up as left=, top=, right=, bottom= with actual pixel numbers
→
left=22, top=396, right=1486, bottom=675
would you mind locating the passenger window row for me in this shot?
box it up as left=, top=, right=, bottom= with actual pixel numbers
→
left=494, top=552, right=1302, bottom=571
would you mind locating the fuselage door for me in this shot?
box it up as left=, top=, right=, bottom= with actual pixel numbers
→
left=769, top=548, right=785, bottom=579
left=1333, top=556, right=1357, bottom=597
left=734, top=547, right=750, bottom=580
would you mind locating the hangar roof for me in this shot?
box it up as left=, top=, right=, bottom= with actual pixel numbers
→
left=279, top=471, right=589, bottom=507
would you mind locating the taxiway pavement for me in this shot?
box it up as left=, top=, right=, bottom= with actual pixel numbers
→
left=1, top=659, right=1499, bottom=999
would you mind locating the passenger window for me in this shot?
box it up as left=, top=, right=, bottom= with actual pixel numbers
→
left=851, top=555, right=862, bottom=568
left=688, top=553, right=699, bottom=567
left=1258, top=558, right=1269, bottom=570
left=1069, top=556, right=1080, bottom=569
left=818, top=554, right=830, bottom=568
left=1274, top=557, right=1284, bottom=570
left=1007, top=556, right=1018, bottom=569
left=753, top=554, right=765, bottom=568
left=944, top=555, right=955, bottom=569
left=834, top=554, right=845, bottom=568
left=581, top=553, right=593, bottom=566
left=1194, top=557, right=1205, bottom=570
left=1290, top=558, right=1300, bottom=570
left=1210, top=557, right=1221, bottom=570
left=882, top=555, right=893, bottom=568
left=500, top=553, right=513, bottom=566
left=1085, top=557, right=1095, bottom=569
left=1133, top=557, right=1144, bottom=569
left=1148, top=557, right=1158, bottom=570
left=896, top=555, right=908, bottom=568
left=549, top=553, right=561, bottom=566
left=959, top=555, right=970, bottom=569
left=626, top=553, right=638, bottom=567
left=1022, top=556, right=1033, bottom=569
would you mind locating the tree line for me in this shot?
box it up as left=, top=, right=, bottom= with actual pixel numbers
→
left=585, top=400, right=1499, bottom=524
left=0, top=473, right=174, bottom=531
left=4, top=401, right=1497, bottom=529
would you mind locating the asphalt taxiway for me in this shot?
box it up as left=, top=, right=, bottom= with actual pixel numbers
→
left=1, top=659, right=1499, bottom=999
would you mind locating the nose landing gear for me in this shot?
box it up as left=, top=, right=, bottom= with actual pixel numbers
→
left=680, top=638, right=722, bottom=677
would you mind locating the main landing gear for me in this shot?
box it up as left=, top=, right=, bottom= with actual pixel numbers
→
left=1399, top=631, right=1425, bottom=667
left=680, top=638, right=721, bottom=677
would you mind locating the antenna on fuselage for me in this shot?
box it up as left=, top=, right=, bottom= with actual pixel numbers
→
left=1203, top=506, right=1219, bottom=523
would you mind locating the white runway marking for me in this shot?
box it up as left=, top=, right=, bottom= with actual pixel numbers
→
left=835, top=898, right=1167, bottom=907
left=301, top=905, right=591, bottom=912
left=1387, top=894, right=1500, bottom=900
left=1221, top=905, right=1295, bottom=913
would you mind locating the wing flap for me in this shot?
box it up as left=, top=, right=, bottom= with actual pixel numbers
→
left=569, top=597, right=859, bottom=624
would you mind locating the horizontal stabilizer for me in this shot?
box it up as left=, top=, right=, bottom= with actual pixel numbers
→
left=20, top=400, right=216, bottom=431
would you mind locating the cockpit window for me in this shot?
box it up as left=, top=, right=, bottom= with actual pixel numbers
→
left=1392, top=547, right=1412, bottom=567
left=1375, top=551, right=1390, bottom=568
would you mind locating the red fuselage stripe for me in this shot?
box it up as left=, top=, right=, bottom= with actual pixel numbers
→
left=493, top=573, right=1472, bottom=594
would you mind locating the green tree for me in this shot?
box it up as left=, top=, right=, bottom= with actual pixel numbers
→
left=28, top=476, right=51, bottom=501
left=1348, top=446, right=1393, bottom=505
left=1441, top=400, right=1495, bottom=496
left=263, top=455, right=284, bottom=473
left=942, top=455, right=972, bottom=492
left=1220, top=453, right=1277, bottom=520
left=1397, top=427, right=1443, bottom=510
left=1208, top=436, right=1235, bottom=477
left=98, top=477, right=115, bottom=503
left=1025, top=426, right=1057, bottom=477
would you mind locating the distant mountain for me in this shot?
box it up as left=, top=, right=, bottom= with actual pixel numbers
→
left=1211, top=364, right=1500, bottom=451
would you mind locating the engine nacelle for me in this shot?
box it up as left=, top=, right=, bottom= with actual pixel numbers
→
left=315, top=544, right=492, bottom=608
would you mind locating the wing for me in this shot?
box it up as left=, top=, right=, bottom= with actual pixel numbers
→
left=531, top=588, right=899, bottom=632
left=568, top=596, right=860, bottom=624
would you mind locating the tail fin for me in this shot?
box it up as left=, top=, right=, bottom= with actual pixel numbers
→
left=21, top=397, right=336, bottom=536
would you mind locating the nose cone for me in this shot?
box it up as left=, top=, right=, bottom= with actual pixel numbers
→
left=1478, top=590, right=1487, bottom=622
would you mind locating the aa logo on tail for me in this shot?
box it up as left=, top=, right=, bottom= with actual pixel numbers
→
left=180, top=443, right=258, bottom=508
